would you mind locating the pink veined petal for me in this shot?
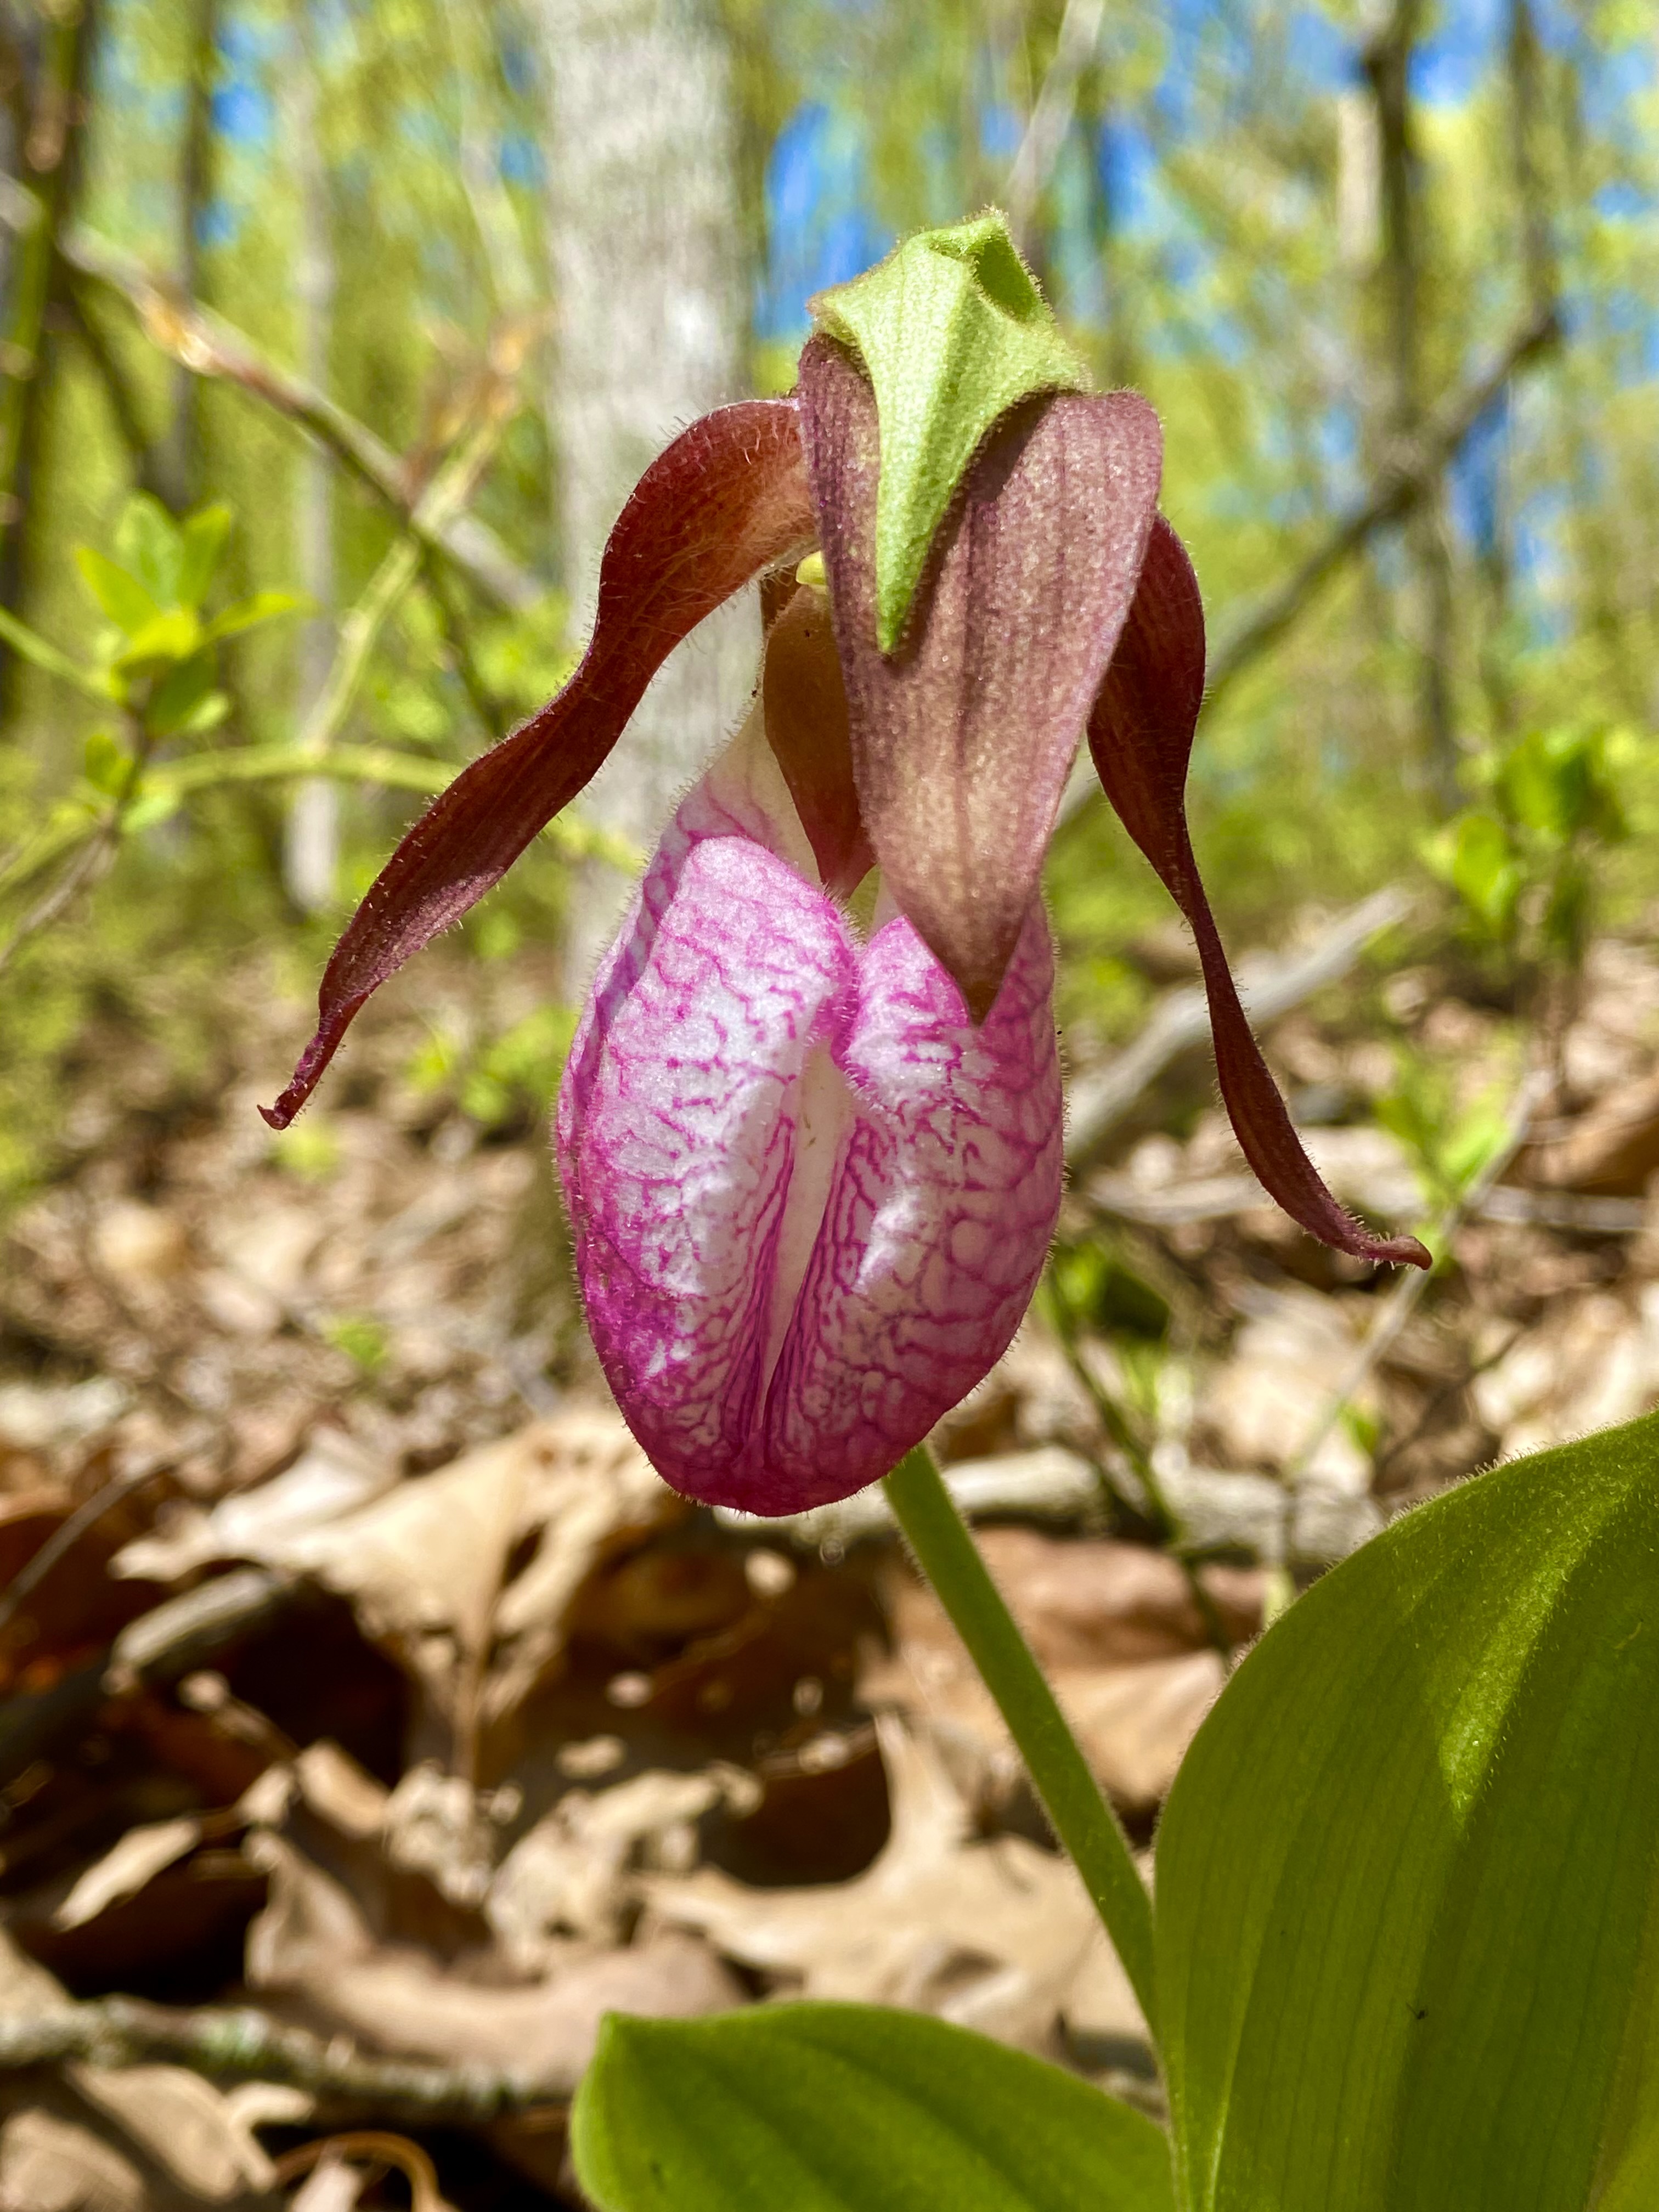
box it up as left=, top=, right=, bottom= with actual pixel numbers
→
left=557, top=779, right=1063, bottom=1515
left=262, top=400, right=815, bottom=1130
left=1090, top=516, right=1431, bottom=1271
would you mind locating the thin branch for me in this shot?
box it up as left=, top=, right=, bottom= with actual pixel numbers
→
left=1064, top=885, right=1414, bottom=1172
left=0, top=1996, right=554, bottom=2123
left=60, top=274, right=172, bottom=504
left=0, top=707, right=149, bottom=977
left=1200, top=303, right=1558, bottom=709
left=291, top=404, right=510, bottom=767
left=1005, top=0, right=1105, bottom=255
left=0, top=188, right=540, bottom=613
left=0, top=1463, right=161, bottom=1638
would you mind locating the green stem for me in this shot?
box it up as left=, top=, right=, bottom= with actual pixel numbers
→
left=883, top=1443, right=1158, bottom=2032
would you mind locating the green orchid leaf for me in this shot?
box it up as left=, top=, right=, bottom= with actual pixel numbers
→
left=571, top=2003, right=1175, bottom=2212
left=0, top=603, right=117, bottom=700
left=200, top=588, right=305, bottom=644
left=114, top=491, right=183, bottom=606
left=177, top=503, right=233, bottom=610
left=810, top=211, right=1088, bottom=652
left=1155, top=1409, right=1659, bottom=2212
left=74, top=545, right=162, bottom=636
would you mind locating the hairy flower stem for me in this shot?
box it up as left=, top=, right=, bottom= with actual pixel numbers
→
left=883, top=1443, right=1158, bottom=2033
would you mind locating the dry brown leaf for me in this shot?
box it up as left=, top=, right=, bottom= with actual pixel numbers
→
left=864, top=1547, right=1239, bottom=1812
left=52, top=1815, right=203, bottom=1933
left=112, top=1429, right=395, bottom=1585
left=0, top=1934, right=274, bottom=2210
left=646, top=1716, right=1108, bottom=2052
left=1061, top=1926, right=1153, bottom=2072
left=1523, top=1065, right=1659, bottom=1195
left=967, top=1528, right=1260, bottom=1668
left=382, top=1761, right=501, bottom=1911
left=0, top=2104, right=146, bottom=2212
left=1047, top=1654, right=1226, bottom=1809
left=245, top=1829, right=743, bottom=2092
left=68, top=2066, right=276, bottom=2203
left=1199, top=1283, right=1374, bottom=1490
left=488, top=1769, right=734, bottom=1959
left=117, top=1412, right=673, bottom=1742
left=1473, top=1286, right=1659, bottom=1458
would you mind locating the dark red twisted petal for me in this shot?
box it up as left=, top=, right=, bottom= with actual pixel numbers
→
left=262, top=401, right=816, bottom=1128
left=799, top=335, right=1163, bottom=1022
left=1089, top=518, right=1430, bottom=1269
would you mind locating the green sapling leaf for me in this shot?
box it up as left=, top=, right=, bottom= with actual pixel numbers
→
left=177, top=503, right=233, bottom=610
left=115, top=492, right=183, bottom=606
left=74, top=545, right=161, bottom=636
left=810, top=211, right=1088, bottom=652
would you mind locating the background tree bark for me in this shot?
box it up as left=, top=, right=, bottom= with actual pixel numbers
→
left=1364, top=0, right=1459, bottom=812
left=539, top=0, right=753, bottom=989
left=0, top=0, right=100, bottom=703
left=283, top=0, right=339, bottom=912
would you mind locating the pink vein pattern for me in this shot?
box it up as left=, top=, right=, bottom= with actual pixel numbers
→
left=558, top=781, right=1063, bottom=1515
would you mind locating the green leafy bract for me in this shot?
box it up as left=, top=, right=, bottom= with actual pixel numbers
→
left=1155, top=1409, right=1659, bottom=2212
left=571, top=2002, right=1175, bottom=2212
left=810, top=211, right=1087, bottom=652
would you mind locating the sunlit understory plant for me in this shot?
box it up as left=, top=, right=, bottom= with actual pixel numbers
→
left=269, top=218, right=1659, bottom=2212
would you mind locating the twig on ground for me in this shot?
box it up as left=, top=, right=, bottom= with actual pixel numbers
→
left=0, top=1564, right=302, bottom=1791
left=0, top=1996, right=555, bottom=2123
left=0, top=1464, right=163, bottom=1638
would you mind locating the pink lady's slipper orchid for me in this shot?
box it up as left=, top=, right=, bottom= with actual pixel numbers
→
left=264, top=215, right=1427, bottom=1516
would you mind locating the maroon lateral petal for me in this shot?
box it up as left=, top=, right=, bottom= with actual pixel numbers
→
left=761, top=583, right=873, bottom=896
left=262, top=402, right=816, bottom=1128
left=798, top=335, right=1163, bottom=1022
left=1088, top=517, right=1430, bottom=1271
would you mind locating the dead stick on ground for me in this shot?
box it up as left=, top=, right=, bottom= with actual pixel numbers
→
left=0, top=1464, right=162, bottom=1638
left=0, top=1997, right=555, bottom=2123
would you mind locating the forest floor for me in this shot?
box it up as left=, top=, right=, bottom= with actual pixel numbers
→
left=1, top=894, right=1657, bottom=2209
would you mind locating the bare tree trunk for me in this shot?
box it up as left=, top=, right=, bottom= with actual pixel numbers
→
left=283, top=2, right=338, bottom=911
left=1477, top=0, right=1556, bottom=738
left=0, top=0, right=100, bottom=703
left=1364, top=0, right=1459, bottom=812
left=540, top=0, right=752, bottom=990
left=159, top=0, right=218, bottom=511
